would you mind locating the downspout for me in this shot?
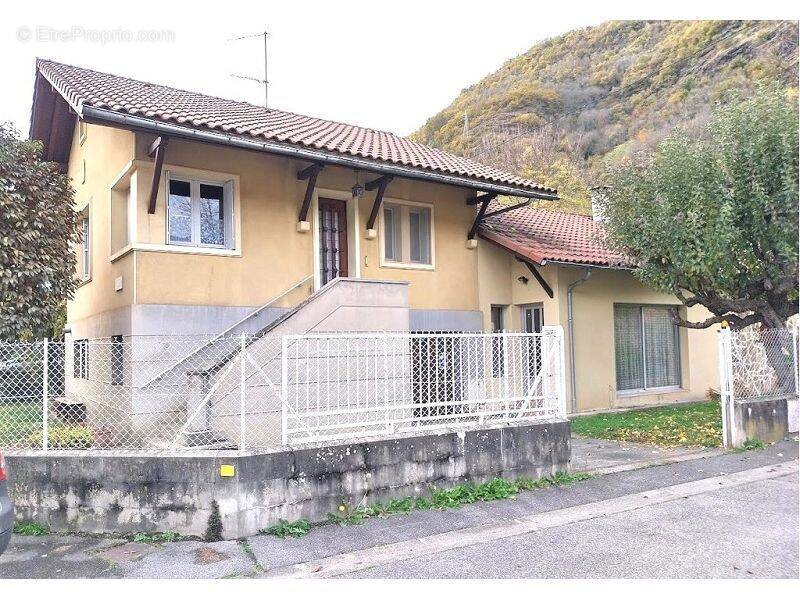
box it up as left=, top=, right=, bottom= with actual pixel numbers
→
left=567, top=268, right=592, bottom=413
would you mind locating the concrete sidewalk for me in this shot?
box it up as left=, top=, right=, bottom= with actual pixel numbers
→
left=0, top=439, right=796, bottom=579
left=570, top=436, right=724, bottom=474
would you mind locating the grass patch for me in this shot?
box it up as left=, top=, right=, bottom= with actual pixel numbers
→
left=327, top=472, right=595, bottom=529
left=132, top=531, right=183, bottom=543
left=13, top=521, right=48, bottom=536
left=1, top=402, right=96, bottom=449
left=570, top=401, right=722, bottom=447
left=0, top=402, right=43, bottom=446
left=262, top=519, right=311, bottom=538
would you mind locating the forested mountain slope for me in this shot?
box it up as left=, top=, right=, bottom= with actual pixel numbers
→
left=413, top=21, right=798, bottom=213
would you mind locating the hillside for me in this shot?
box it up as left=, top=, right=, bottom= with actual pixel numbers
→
left=413, top=20, right=799, bottom=214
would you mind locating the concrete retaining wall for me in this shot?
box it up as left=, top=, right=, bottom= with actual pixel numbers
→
left=5, top=421, right=570, bottom=539
left=732, top=397, right=790, bottom=446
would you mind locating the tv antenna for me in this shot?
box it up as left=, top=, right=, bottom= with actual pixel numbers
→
left=228, top=30, right=269, bottom=108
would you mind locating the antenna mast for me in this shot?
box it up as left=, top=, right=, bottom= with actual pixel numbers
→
left=228, top=30, right=270, bottom=108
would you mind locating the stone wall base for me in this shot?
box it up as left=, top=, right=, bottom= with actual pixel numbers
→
left=732, top=397, right=790, bottom=446
left=6, top=421, right=570, bottom=540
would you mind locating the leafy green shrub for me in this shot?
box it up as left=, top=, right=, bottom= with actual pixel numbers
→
left=26, top=425, right=94, bottom=449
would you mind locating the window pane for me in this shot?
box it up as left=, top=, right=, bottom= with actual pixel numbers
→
left=82, top=217, right=90, bottom=278
left=491, top=306, right=504, bottom=331
left=409, top=208, right=431, bottom=264
left=384, top=206, right=400, bottom=261
left=111, top=335, right=124, bottom=386
left=614, top=305, right=644, bottom=390
left=199, top=184, right=225, bottom=245
left=73, top=340, right=81, bottom=379
left=168, top=179, right=192, bottom=243
left=643, top=307, right=679, bottom=387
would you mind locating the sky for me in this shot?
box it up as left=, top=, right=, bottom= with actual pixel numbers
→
left=1, top=1, right=795, bottom=137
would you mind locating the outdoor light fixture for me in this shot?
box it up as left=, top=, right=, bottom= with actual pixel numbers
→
left=517, top=276, right=529, bottom=285
left=351, top=171, right=364, bottom=199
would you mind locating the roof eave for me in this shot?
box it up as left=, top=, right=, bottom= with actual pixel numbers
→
left=539, top=259, right=634, bottom=271
left=81, top=105, right=559, bottom=201
left=478, top=229, right=634, bottom=271
left=477, top=230, right=546, bottom=264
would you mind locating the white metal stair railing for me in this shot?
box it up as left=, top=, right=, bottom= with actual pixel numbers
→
left=139, top=274, right=313, bottom=390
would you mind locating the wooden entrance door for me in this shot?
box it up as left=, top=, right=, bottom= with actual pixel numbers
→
left=318, top=198, right=348, bottom=285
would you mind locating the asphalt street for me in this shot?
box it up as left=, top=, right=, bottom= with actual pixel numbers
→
left=1, top=439, right=796, bottom=579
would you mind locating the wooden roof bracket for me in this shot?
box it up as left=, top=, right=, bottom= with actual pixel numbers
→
left=466, top=193, right=497, bottom=240
left=365, top=175, right=394, bottom=231
left=467, top=196, right=532, bottom=240
left=517, top=257, right=553, bottom=298
left=483, top=198, right=531, bottom=219
left=147, top=136, right=169, bottom=214
left=297, top=162, right=324, bottom=222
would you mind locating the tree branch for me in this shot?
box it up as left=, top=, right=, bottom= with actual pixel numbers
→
left=669, top=307, right=762, bottom=330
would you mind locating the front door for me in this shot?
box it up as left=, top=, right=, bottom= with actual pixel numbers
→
left=318, top=198, right=348, bottom=285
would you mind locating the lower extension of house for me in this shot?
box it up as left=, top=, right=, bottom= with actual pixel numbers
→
left=30, top=58, right=718, bottom=429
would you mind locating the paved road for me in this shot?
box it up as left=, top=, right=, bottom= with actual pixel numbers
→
left=344, top=471, right=798, bottom=578
left=1, top=440, right=797, bottom=579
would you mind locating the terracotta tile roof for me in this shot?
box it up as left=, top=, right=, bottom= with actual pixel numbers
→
left=479, top=206, right=633, bottom=268
left=35, top=59, right=554, bottom=196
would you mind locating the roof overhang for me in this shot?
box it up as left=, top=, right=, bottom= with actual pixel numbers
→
left=32, top=61, right=559, bottom=200
left=478, top=229, right=633, bottom=271
left=29, top=71, right=76, bottom=167
left=79, top=105, right=558, bottom=201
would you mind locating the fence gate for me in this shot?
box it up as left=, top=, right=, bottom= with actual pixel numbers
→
left=718, top=325, right=799, bottom=447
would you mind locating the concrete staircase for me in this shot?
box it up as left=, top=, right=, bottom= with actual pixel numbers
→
left=166, top=278, right=410, bottom=448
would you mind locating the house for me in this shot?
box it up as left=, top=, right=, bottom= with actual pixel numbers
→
left=29, top=59, right=718, bottom=421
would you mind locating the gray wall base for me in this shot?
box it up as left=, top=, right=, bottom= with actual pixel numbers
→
left=6, top=421, right=570, bottom=540
left=731, top=397, right=790, bottom=446
left=409, top=309, right=483, bottom=332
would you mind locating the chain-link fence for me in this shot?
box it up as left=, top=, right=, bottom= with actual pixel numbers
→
left=0, top=328, right=566, bottom=454
left=718, top=325, right=799, bottom=446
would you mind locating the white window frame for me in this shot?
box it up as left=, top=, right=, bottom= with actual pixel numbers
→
left=166, top=173, right=235, bottom=250
left=614, top=303, right=682, bottom=394
left=79, top=205, right=91, bottom=282
left=379, top=198, right=435, bottom=270
left=520, top=304, right=544, bottom=333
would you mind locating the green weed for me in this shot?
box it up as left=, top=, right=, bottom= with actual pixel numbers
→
left=132, top=530, right=182, bottom=543
left=13, top=521, right=48, bottom=536
left=263, top=519, right=311, bottom=538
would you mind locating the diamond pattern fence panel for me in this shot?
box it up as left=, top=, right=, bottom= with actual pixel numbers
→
left=718, top=325, right=799, bottom=446
left=0, top=328, right=566, bottom=454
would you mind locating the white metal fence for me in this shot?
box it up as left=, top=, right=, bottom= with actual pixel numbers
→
left=0, top=328, right=566, bottom=453
left=718, top=325, right=799, bottom=446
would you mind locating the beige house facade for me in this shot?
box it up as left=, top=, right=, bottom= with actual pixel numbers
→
left=31, top=59, right=719, bottom=415
left=477, top=239, right=718, bottom=413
